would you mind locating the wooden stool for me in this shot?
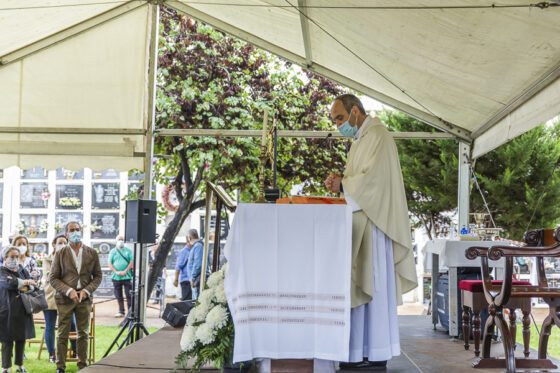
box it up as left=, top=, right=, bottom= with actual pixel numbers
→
left=460, top=280, right=532, bottom=357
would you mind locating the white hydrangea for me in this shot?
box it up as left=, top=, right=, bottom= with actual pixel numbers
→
left=206, top=270, right=224, bottom=288
left=220, top=262, right=228, bottom=275
left=187, top=302, right=210, bottom=326
left=214, top=283, right=227, bottom=304
left=195, top=322, right=216, bottom=345
left=205, top=304, right=229, bottom=330
left=180, top=325, right=197, bottom=351
left=198, top=288, right=215, bottom=307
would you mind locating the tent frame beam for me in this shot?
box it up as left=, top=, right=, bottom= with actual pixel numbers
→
left=472, top=63, right=560, bottom=139
left=165, top=0, right=471, bottom=143
left=0, top=127, right=145, bottom=135
left=156, top=128, right=456, bottom=140
left=0, top=0, right=143, bottom=66
left=297, top=0, right=313, bottom=68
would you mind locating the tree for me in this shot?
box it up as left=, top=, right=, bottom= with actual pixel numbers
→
left=378, top=110, right=458, bottom=239
left=472, top=120, right=560, bottom=240
left=380, top=109, right=560, bottom=241
left=147, top=7, right=349, bottom=296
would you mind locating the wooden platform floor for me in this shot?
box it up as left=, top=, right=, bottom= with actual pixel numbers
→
left=82, top=315, right=560, bottom=373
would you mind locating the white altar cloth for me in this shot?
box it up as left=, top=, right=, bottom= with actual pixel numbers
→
left=224, top=203, right=353, bottom=363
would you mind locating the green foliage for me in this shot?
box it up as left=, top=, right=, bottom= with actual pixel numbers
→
left=379, top=110, right=458, bottom=239
left=472, top=120, right=560, bottom=240
left=155, top=8, right=349, bottom=202
left=381, top=108, right=560, bottom=241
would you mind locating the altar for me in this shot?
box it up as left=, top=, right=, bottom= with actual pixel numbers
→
left=224, top=203, right=353, bottom=364
left=423, top=239, right=506, bottom=337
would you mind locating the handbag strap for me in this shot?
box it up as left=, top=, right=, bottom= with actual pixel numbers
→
left=115, top=248, right=131, bottom=267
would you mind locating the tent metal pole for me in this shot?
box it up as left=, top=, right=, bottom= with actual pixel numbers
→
left=156, top=128, right=457, bottom=140
left=457, top=141, right=471, bottom=231
left=297, top=0, right=313, bottom=68
left=143, top=2, right=159, bottom=201
left=137, top=2, right=159, bottom=339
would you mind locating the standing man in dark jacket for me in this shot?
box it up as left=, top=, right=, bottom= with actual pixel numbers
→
left=0, top=245, right=36, bottom=373
left=50, top=222, right=102, bottom=373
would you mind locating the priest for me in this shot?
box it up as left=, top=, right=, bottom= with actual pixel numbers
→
left=325, top=94, right=417, bottom=370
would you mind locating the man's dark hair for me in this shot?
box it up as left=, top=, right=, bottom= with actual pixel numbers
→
left=188, top=229, right=199, bottom=240
left=335, top=93, right=366, bottom=115
left=52, top=234, right=68, bottom=246
left=65, top=221, right=81, bottom=234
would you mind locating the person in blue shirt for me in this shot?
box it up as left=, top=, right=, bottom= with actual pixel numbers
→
left=174, top=234, right=193, bottom=301
left=186, top=229, right=209, bottom=300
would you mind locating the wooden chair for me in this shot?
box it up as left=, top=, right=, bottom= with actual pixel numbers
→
left=460, top=274, right=532, bottom=357
left=465, top=228, right=560, bottom=372
left=28, top=314, right=45, bottom=349
left=66, top=304, right=96, bottom=364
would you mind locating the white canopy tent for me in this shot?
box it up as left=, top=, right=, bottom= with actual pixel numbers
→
left=1, top=0, right=559, bottom=223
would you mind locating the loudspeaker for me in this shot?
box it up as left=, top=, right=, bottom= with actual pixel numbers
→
left=162, top=300, right=195, bottom=328
left=125, top=199, right=157, bottom=243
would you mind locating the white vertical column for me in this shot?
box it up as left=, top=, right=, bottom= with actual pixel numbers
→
left=83, top=168, right=92, bottom=245
left=47, top=170, right=56, bottom=253
left=458, top=142, right=471, bottom=231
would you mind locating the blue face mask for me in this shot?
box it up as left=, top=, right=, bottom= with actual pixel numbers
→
left=338, top=111, right=358, bottom=137
left=69, top=231, right=82, bottom=243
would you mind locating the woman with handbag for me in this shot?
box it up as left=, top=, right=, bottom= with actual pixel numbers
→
left=0, top=245, right=36, bottom=373
left=43, top=235, right=78, bottom=363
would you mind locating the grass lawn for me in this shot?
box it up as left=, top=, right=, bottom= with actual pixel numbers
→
left=515, top=323, right=560, bottom=360
left=15, top=325, right=159, bottom=373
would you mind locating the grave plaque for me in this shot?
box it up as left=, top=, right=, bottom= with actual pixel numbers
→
left=20, top=183, right=48, bottom=209
left=55, top=212, right=83, bottom=232
left=91, top=213, right=119, bottom=239
left=22, top=167, right=47, bottom=179
left=93, top=242, right=114, bottom=268
left=31, top=242, right=48, bottom=254
left=20, top=214, right=48, bottom=238
left=56, top=168, right=84, bottom=180
left=56, top=185, right=83, bottom=209
left=94, top=269, right=116, bottom=298
left=0, top=215, right=3, bottom=237
left=93, top=169, right=119, bottom=179
left=200, top=215, right=230, bottom=239
left=127, top=183, right=142, bottom=197
left=92, top=183, right=120, bottom=209
left=166, top=243, right=186, bottom=269
left=0, top=169, right=3, bottom=178
left=0, top=183, right=3, bottom=209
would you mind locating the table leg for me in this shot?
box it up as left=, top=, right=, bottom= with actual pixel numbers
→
left=431, top=253, right=439, bottom=329
left=449, top=267, right=459, bottom=337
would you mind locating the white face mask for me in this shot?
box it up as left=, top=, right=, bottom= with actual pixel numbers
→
left=5, top=257, right=18, bottom=269
left=17, top=245, right=27, bottom=255
left=55, top=244, right=65, bottom=252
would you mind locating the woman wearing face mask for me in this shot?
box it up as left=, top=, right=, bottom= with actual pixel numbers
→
left=42, top=235, right=78, bottom=363
left=12, top=235, right=41, bottom=283
left=0, top=245, right=36, bottom=373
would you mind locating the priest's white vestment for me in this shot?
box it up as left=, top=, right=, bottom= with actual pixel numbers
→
left=342, top=115, right=418, bottom=362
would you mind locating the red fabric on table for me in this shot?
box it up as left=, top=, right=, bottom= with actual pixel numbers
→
left=459, top=280, right=532, bottom=292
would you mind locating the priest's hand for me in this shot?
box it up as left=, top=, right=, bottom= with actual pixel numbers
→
left=325, top=172, right=342, bottom=193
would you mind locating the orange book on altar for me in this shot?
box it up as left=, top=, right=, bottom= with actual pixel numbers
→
left=276, top=196, right=347, bottom=204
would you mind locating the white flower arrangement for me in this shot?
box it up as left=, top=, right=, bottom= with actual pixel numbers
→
left=59, top=196, right=82, bottom=207
left=15, top=219, right=26, bottom=234
left=39, top=219, right=49, bottom=233
left=176, top=263, right=242, bottom=371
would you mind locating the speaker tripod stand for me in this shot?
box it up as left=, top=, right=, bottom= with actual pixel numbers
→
left=103, top=242, right=151, bottom=357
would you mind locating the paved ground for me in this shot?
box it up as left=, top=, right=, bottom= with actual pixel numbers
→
left=93, top=297, right=175, bottom=328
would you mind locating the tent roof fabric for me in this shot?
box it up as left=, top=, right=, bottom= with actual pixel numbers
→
left=0, top=1, right=152, bottom=171
left=0, top=0, right=558, bottom=171
left=168, top=0, right=560, bottom=156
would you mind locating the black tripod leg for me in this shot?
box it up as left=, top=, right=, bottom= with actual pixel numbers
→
left=103, top=317, right=132, bottom=358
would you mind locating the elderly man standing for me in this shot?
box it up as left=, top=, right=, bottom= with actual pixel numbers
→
left=325, top=94, right=417, bottom=370
left=50, top=221, right=102, bottom=373
left=108, top=235, right=133, bottom=317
